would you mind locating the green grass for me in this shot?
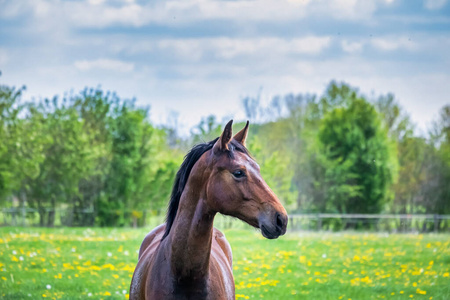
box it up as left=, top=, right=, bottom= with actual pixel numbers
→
left=0, top=227, right=449, bottom=299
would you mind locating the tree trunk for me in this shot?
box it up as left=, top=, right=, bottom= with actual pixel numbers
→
left=38, top=208, right=45, bottom=227
left=47, top=209, right=55, bottom=227
left=47, top=197, right=56, bottom=227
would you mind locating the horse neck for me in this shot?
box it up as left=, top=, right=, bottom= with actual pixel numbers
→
left=166, top=162, right=216, bottom=281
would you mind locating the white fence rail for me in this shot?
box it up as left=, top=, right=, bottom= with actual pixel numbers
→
left=1, top=208, right=449, bottom=233
left=285, top=214, right=450, bottom=233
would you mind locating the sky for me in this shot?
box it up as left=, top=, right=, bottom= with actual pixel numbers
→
left=0, top=0, right=449, bottom=135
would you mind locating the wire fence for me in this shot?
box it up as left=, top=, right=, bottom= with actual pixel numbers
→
left=284, top=213, right=450, bottom=233
left=1, top=208, right=450, bottom=233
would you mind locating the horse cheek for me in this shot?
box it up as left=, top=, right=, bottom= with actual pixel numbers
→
left=207, top=176, right=231, bottom=212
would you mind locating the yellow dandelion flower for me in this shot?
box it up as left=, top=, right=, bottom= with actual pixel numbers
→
left=416, top=288, right=426, bottom=295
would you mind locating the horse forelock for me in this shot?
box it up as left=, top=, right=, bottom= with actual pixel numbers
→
left=161, top=137, right=250, bottom=240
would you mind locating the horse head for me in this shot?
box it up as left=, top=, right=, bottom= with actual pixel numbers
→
left=204, top=120, right=288, bottom=239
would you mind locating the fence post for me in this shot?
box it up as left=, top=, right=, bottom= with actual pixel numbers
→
left=434, top=214, right=439, bottom=233
left=21, top=206, right=26, bottom=226
left=317, top=214, right=322, bottom=231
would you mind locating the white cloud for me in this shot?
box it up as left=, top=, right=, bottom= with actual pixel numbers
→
left=211, top=36, right=331, bottom=58
left=424, top=0, right=447, bottom=10
left=66, top=2, right=151, bottom=27
left=32, top=0, right=52, bottom=16
left=290, top=36, right=332, bottom=54
left=74, top=59, right=134, bottom=72
left=156, top=36, right=331, bottom=61
left=157, top=40, right=204, bottom=61
left=211, top=39, right=262, bottom=59
left=371, top=37, right=417, bottom=51
left=162, top=0, right=310, bottom=23
left=5, top=0, right=393, bottom=29
left=88, top=0, right=106, bottom=5
left=309, top=0, right=379, bottom=21
left=341, top=40, right=363, bottom=53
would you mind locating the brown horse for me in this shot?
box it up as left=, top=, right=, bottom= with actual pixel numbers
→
left=130, top=120, right=288, bottom=300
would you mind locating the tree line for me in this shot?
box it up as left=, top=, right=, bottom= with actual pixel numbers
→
left=0, top=78, right=449, bottom=227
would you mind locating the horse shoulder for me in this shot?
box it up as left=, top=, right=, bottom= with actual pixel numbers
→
left=138, top=223, right=166, bottom=259
left=212, top=227, right=233, bottom=265
left=130, top=224, right=166, bottom=300
left=209, top=228, right=235, bottom=300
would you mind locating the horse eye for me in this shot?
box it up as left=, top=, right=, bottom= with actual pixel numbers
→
left=232, top=170, right=245, bottom=179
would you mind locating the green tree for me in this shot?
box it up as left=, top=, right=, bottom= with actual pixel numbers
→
left=70, top=89, right=114, bottom=226
left=23, top=97, right=91, bottom=226
left=319, top=97, right=395, bottom=214
left=424, top=105, right=450, bottom=216
left=247, top=132, right=297, bottom=209
left=0, top=83, right=47, bottom=223
left=0, top=84, right=25, bottom=201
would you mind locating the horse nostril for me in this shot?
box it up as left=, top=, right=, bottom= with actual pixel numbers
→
left=276, top=213, right=283, bottom=229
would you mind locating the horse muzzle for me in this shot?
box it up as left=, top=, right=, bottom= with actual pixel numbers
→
left=258, top=211, right=288, bottom=239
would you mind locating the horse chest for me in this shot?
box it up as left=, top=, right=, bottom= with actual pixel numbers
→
left=141, top=246, right=234, bottom=300
left=145, top=275, right=231, bottom=300
left=171, top=276, right=234, bottom=300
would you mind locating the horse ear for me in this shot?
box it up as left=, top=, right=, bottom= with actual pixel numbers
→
left=233, top=120, right=249, bottom=146
left=213, top=120, right=233, bottom=153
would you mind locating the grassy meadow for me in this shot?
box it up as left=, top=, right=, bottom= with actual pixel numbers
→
left=0, top=226, right=449, bottom=299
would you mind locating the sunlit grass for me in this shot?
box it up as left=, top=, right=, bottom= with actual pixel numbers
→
left=0, top=227, right=449, bottom=299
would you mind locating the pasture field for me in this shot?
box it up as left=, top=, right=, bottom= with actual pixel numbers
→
left=0, top=227, right=449, bottom=300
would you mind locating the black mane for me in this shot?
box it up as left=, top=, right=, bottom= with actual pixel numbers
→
left=161, top=138, right=249, bottom=240
left=161, top=138, right=218, bottom=240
